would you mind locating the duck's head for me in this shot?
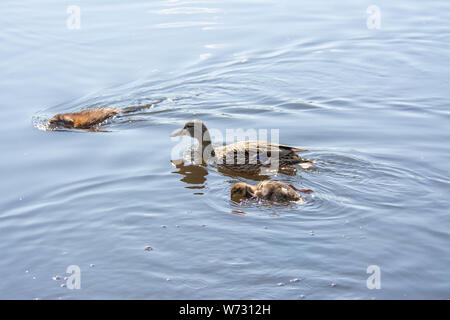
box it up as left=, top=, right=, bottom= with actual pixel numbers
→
left=48, top=114, right=74, bottom=128
left=170, top=119, right=209, bottom=139
left=230, top=182, right=255, bottom=201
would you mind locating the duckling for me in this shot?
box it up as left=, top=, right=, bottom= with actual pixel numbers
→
left=230, top=180, right=312, bottom=203
left=48, top=107, right=121, bottom=129
left=171, top=119, right=313, bottom=174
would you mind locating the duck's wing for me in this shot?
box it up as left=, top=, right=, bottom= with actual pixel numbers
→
left=215, top=141, right=305, bottom=164
left=245, top=141, right=307, bottom=158
left=255, top=181, right=303, bottom=201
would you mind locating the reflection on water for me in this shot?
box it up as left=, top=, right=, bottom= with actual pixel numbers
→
left=171, top=159, right=208, bottom=188
left=217, top=167, right=271, bottom=182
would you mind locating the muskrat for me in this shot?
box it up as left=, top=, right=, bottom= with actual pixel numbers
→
left=47, top=102, right=159, bottom=130
left=230, top=180, right=312, bottom=203
left=48, top=107, right=121, bottom=129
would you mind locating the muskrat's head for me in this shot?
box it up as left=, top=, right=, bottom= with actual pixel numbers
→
left=170, top=119, right=209, bottom=140
left=230, top=182, right=255, bottom=202
left=48, top=114, right=74, bottom=129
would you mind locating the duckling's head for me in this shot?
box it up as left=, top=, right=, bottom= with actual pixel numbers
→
left=230, top=182, right=255, bottom=201
left=170, top=119, right=209, bottom=140
left=48, top=114, right=74, bottom=128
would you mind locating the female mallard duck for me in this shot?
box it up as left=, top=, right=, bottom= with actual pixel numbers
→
left=49, top=107, right=121, bottom=129
left=171, top=119, right=313, bottom=174
left=231, top=180, right=312, bottom=203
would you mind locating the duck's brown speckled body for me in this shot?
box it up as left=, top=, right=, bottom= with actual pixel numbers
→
left=49, top=107, right=121, bottom=129
left=230, top=180, right=312, bottom=203
left=171, top=120, right=313, bottom=174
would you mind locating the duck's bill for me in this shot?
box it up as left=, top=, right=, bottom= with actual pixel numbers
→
left=170, top=128, right=187, bottom=137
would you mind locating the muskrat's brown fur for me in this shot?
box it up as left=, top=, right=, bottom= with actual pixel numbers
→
left=49, top=107, right=121, bottom=129
left=231, top=180, right=312, bottom=203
